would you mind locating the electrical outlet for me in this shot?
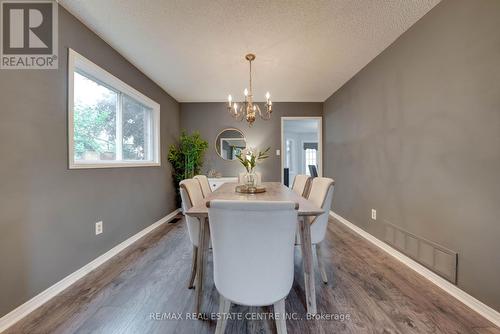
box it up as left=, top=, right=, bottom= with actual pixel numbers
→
left=276, top=149, right=280, bottom=156
left=95, top=221, right=103, bottom=235
left=371, top=209, right=377, bottom=220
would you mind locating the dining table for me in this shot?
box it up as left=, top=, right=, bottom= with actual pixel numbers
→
left=185, top=182, right=324, bottom=316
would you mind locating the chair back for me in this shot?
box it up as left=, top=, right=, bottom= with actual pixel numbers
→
left=307, top=177, right=335, bottom=244
left=238, top=172, right=262, bottom=185
left=179, top=179, right=205, bottom=246
left=193, top=175, right=212, bottom=197
left=292, top=174, right=311, bottom=197
left=208, top=200, right=298, bottom=306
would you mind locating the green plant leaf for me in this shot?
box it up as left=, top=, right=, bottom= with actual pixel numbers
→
left=167, top=130, right=209, bottom=206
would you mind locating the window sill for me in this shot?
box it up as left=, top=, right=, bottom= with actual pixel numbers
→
left=69, top=161, right=161, bottom=169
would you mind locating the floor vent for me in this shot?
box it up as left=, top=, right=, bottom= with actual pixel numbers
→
left=383, top=221, right=458, bottom=284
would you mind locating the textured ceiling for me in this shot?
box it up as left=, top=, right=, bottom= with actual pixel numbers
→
left=59, top=0, right=440, bottom=102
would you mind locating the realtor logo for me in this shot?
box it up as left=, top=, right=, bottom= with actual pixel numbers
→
left=1, top=0, right=58, bottom=69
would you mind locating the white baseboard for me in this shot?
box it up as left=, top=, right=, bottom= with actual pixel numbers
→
left=330, top=211, right=500, bottom=328
left=0, top=208, right=182, bottom=333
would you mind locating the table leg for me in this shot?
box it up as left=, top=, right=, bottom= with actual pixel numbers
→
left=195, top=217, right=209, bottom=316
left=299, top=216, right=317, bottom=315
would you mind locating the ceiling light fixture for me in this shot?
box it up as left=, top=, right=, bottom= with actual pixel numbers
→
left=227, top=54, right=272, bottom=126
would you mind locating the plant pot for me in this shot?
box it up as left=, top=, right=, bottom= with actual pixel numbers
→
left=245, top=170, right=257, bottom=187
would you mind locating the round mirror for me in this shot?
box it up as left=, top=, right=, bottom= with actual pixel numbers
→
left=215, top=128, right=247, bottom=161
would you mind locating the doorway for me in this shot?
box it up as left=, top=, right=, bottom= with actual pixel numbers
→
left=281, top=117, right=322, bottom=186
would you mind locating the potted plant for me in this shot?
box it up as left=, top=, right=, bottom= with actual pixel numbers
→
left=235, top=147, right=270, bottom=187
left=168, top=131, right=208, bottom=207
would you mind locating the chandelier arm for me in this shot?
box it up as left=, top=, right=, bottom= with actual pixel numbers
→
left=235, top=107, right=245, bottom=121
left=228, top=101, right=244, bottom=121
left=257, top=103, right=272, bottom=120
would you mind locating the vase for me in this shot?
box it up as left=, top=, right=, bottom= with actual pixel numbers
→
left=245, top=170, right=257, bottom=188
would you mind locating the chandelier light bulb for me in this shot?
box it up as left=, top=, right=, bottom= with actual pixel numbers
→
left=266, top=92, right=270, bottom=100
left=244, top=88, right=248, bottom=96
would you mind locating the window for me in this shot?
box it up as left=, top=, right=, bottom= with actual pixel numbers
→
left=304, top=142, right=318, bottom=176
left=68, top=49, right=160, bottom=168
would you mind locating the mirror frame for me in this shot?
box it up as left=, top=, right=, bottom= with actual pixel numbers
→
left=215, top=128, right=247, bottom=161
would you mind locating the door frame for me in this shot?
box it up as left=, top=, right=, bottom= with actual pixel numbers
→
left=280, top=116, right=323, bottom=184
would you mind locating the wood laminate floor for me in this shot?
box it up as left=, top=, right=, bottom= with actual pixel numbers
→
left=4, top=218, right=499, bottom=334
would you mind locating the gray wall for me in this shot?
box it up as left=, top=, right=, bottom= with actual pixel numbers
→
left=180, top=102, right=323, bottom=181
left=0, top=7, right=180, bottom=316
left=323, top=0, right=500, bottom=311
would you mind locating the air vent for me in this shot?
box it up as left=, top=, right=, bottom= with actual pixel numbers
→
left=383, top=221, right=458, bottom=284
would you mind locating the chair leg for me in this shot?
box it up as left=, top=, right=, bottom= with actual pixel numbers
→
left=215, top=295, right=231, bottom=334
left=315, top=244, right=328, bottom=284
left=187, top=245, right=197, bottom=289
left=273, top=298, right=287, bottom=334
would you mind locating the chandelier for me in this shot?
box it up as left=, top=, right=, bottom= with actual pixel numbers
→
left=227, top=54, right=272, bottom=126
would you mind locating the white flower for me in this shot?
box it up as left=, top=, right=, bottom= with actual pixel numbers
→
left=241, top=147, right=255, bottom=160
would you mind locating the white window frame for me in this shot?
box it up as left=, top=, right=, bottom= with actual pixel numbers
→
left=68, top=48, right=161, bottom=169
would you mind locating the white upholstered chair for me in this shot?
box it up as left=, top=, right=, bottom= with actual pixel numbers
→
left=291, top=174, right=311, bottom=197
left=238, top=172, right=262, bottom=185
left=179, top=179, right=205, bottom=289
left=297, top=177, right=335, bottom=284
left=208, top=200, right=298, bottom=334
left=193, top=175, right=212, bottom=197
